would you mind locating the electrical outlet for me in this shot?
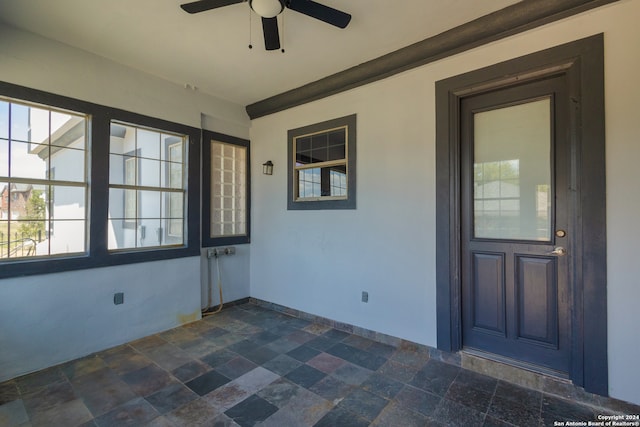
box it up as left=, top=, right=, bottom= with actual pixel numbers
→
left=114, top=292, right=124, bottom=305
left=361, top=291, right=369, bottom=303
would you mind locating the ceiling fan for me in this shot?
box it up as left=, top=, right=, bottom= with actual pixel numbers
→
left=180, top=0, right=351, bottom=51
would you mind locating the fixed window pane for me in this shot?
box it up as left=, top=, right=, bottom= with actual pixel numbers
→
left=50, top=113, right=86, bottom=150
left=137, top=128, right=161, bottom=160
left=0, top=101, right=8, bottom=139
left=7, top=184, right=49, bottom=257
left=138, top=219, right=161, bottom=248
left=108, top=188, right=124, bottom=218
left=330, top=167, right=347, bottom=197
left=108, top=188, right=136, bottom=223
left=109, top=124, right=131, bottom=154
left=0, top=219, right=7, bottom=258
left=108, top=219, right=137, bottom=250
left=8, top=220, right=42, bottom=257
left=162, top=191, right=183, bottom=218
left=50, top=147, right=85, bottom=182
left=0, top=139, right=7, bottom=177
left=295, top=128, right=346, bottom=165
left=10, top=103, right=38, bottom=143
left=51, top=186, right=86, bottom=220
left=163, top=140, right=183, bottom=189
left=297, top=168, right=320, bottom=198
left=109, top=154, right=125, bottom=185
left=163, top=136, right=183, bottom=162
left=10, top=141, right=47, bottom=180
left=48, top=220, right=85, bottom=255
left=166, top=218, right=183, bottom=238
left=139, top=158, right=160, bottom=187
left=124, top=190, right=136, bottom=220
left=296, top=165, right=347, bottom=199
left=163, top=161, right=182, bottom=189
left=163, top=191, right=183, bottom=241
left=138, top=190, right=161, bottom=218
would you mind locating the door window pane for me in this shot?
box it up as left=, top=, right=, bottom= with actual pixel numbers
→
left=473, top=98, right=551, bottom=240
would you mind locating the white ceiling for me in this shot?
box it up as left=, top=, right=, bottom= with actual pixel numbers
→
left=0, top=0, right=520, bottom=106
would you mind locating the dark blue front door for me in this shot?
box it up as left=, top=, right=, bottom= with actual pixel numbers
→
left=460, top=75, right=571, bottom=374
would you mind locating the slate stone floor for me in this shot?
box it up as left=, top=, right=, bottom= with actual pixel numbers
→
left=0, top=303, right=634, bottom=426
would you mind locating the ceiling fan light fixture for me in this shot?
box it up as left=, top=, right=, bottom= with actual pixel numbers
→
left=249, top=0, right=284, bottom=18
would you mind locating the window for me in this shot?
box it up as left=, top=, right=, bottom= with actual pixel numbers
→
left=108, top=122, right=186, bottom=250
left=202, top=131, right=250, bottom=246
left=0, top=82, right=200, bottom=278
left=211, top=142, right=246, bottom=237
left=0, top=96, right=88, bottom=260
left=288, top=114, right=356, bottom=210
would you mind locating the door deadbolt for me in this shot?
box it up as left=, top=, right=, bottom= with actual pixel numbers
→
left=555, top=230, right=567, bottom=238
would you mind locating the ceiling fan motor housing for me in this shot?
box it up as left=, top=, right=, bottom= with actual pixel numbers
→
left=249, top=0, right=285, bottom=18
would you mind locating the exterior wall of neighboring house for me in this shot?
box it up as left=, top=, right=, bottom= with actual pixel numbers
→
left=249, top=1, right=640, bottom=405
left=0, top=184, right=32, bottom=219
left=36, top=135, right=86, bottom=256
left=108, top=127, right=137, bottom=249
left=0, top=25, right=251, bottom=382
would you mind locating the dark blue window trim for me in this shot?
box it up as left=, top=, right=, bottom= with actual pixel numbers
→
left=201, top=130, right=251, bottom=247
left=0, top=81, right=201, bottom=279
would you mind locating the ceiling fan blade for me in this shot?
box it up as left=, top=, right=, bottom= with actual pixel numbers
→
left=180, top=0, right=243, bottom=14
left=262, top=17, right=281, bottom=51
left=287, top=0, right=351, bottom=28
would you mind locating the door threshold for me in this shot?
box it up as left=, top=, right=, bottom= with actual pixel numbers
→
left=461, top=348, right=571, bottom=392
left=462, top=348, right=569, bottom=379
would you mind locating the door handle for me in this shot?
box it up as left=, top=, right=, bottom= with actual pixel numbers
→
left=547, top=247, right=566, bottom=256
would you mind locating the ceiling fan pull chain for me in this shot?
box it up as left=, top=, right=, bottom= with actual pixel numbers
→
left=248, top=2, right=253, bottom=49
left=280, top=10, right=285, bottom=53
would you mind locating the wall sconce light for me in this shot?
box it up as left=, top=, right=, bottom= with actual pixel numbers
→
left=262, top=160, right=274, bottom=175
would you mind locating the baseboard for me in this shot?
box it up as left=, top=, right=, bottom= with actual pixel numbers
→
left=202, top=297, right=250, bottom=314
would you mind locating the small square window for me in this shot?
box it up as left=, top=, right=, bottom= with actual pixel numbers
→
left=288, top=114, right=356, bottom=210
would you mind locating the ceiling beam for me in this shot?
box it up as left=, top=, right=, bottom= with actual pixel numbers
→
left=246, top=0, right=618, bottom=119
